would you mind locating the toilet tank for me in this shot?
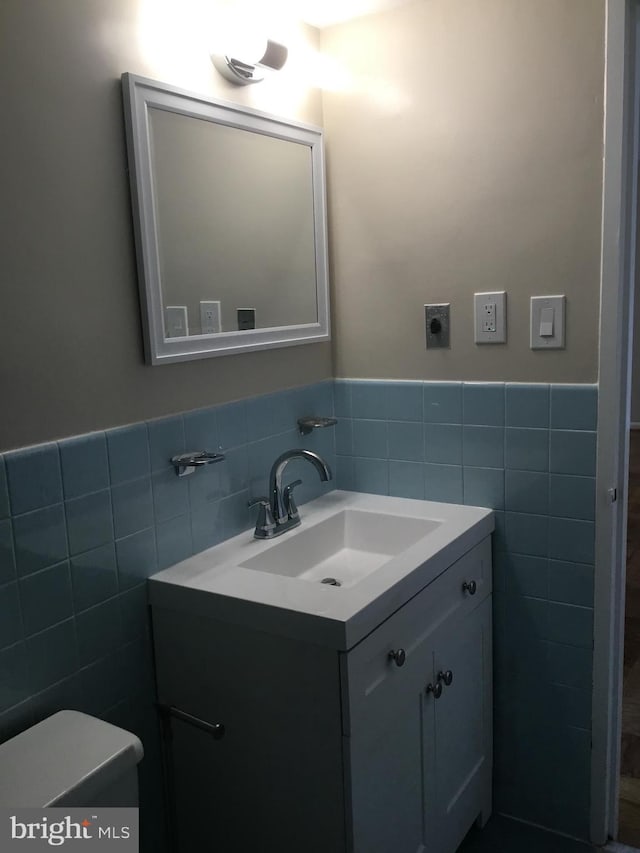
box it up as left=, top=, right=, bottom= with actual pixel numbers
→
left=0, top=711, right=144, bottom=808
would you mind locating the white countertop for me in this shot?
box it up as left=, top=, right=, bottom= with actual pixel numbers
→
left=148, top=491, right=494, bottom=650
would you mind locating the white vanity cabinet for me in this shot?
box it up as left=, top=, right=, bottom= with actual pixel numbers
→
left=151, top=536, right=492, bottom=853
left=343, top=537, right=492, bottom=853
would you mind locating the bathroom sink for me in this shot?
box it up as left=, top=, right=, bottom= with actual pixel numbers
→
left=240, top=509, right=441, bottom=587
left=149, top=490, right=494, bottom=650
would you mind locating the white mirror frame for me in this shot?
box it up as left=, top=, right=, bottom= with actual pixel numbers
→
left=121, top=73, right=330, bottom=365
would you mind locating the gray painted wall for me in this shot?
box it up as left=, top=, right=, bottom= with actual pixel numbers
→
left=322, top=0, right=605, bottom=383
left=0, top=0, right=331, bottom=452
left=1, top=0, right=607, bottom=454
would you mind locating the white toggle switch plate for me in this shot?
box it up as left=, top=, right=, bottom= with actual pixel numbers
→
left=530, top=295, right=565, bottom=349
left=474, top=291, right=506, bottom=343
left=165, top=306, right=189, bottom=338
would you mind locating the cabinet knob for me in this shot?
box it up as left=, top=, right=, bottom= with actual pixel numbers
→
left=426, top=681, right=443, bottom=699
left=462, top=579, right=477, bottom=595
left=388, top=648, right=406, bottom=667
left=438, top=669, right=453, bottom=687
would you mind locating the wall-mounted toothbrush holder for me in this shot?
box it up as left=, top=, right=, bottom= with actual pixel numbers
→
left=297, top=416, right=338, bottom=436
left=171, top=451, right=225, bottom=478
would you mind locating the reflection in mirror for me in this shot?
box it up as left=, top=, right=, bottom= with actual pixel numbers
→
left=122, top=74, right=330, bottom=365
left=150, top=108, right=318, bottom=336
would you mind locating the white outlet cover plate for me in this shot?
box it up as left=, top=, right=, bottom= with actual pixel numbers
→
left=200, top=300, right=222, bottom=335
left=474, top=291, right=506, bottom=343
left=530, top=295, right=565, bottom=349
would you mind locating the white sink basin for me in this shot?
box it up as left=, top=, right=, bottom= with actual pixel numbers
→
left=149, top=491, right=494, bottom=650
left=240, top=509, right=441, bottom=587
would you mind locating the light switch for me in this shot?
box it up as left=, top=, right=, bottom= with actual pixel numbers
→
left=539, top=307, right=554, bottom=337
left=530, top=295, right=565, bottom=349
left=165, top=306, right=189, bottom=338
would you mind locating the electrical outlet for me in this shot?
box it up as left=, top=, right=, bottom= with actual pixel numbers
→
left=200, top=300, right=221, bottom=335
left=474, top=291, right=506, bottom=343
left=482, top=302, right=496, bottom=333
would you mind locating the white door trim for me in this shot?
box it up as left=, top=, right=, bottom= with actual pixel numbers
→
left=592, top=0, right=639, bottom=844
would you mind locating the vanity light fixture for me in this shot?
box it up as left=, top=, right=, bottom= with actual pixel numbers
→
left=211, top=39, right=288, bottom=85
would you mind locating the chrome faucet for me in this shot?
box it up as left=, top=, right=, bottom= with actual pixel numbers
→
left=249, top=449, right=332, bottom=539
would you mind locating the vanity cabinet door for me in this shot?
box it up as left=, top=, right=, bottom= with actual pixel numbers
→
left=342, top=537, right=491, bottom=736
left=342, top=539, right=492, bottom=853
left=346, top=690, right=430, bottom=853
left=345, top=600, right=492, bottom=853
left=425, top=596, right=493, bottom=853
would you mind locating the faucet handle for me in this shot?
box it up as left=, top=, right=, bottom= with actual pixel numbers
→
left=283, top=480, right=303, bottom=522
left=248, top=497, right=276, bottom=539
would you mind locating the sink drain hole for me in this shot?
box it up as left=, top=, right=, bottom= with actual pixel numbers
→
left=321, top=577, right=342, bottom=587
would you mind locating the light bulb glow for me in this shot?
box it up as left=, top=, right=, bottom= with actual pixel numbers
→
left=210, top=6, right=268, bottom=65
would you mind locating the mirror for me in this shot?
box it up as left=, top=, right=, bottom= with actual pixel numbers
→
left=121, top=74, right=330, bottom=365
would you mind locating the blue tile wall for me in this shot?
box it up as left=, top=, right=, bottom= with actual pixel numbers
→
left=0, top=458, right=9, bottom=519
left=5, top=445, right=63, bottom=515
left=334, top=378, right=597, bottom=840
left=505, top=384, right=550, bottom=429
left=59, top=434, right=110, bottom=500
left=0, top=377, right=597, bottom=843
left=0, top=379, right=336, bottom=853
